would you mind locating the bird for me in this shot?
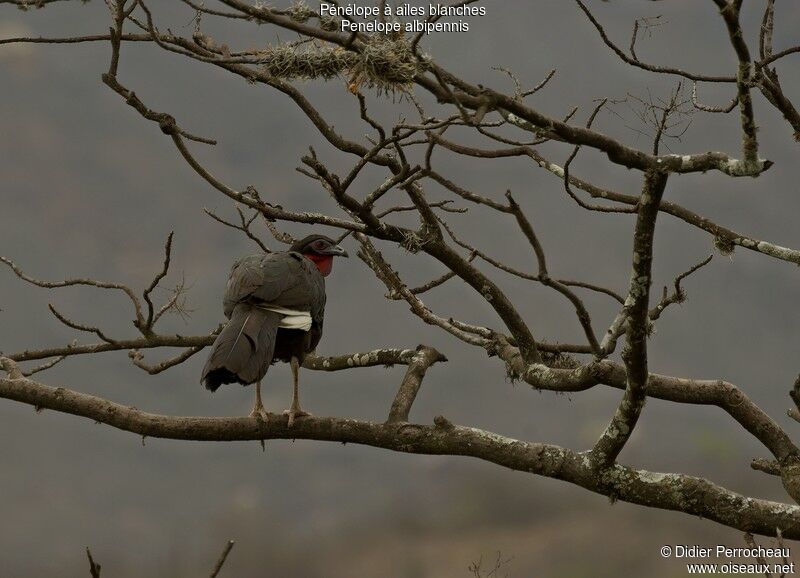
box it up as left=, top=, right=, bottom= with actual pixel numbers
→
left=200, top=234, right=348, bottom=425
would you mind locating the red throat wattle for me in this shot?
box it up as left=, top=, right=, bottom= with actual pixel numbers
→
left=304, top=252, right=334, bottom=276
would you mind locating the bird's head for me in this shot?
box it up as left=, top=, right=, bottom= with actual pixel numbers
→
left=290, top=234, right=348, bottom=277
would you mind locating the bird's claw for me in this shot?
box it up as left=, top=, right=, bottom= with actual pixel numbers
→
left=249, top=407, right=269, bottom=421
left=283, top=408, right=311, bottom=427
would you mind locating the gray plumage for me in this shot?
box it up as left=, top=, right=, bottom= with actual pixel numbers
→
left=201, top=250, right=326, bottom=392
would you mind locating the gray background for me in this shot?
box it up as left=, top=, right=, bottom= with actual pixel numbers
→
left=1, top=1, right=799, bottom=576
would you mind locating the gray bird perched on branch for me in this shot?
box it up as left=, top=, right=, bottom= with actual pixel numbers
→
left=201, top=234, right=348, bottom=425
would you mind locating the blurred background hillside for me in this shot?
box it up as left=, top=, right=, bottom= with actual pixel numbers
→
left=1, top=1, right=799, bottom=576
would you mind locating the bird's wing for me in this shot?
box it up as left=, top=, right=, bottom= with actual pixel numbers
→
left=222, top=252, right=325, bottom=321
left=222, top=253, right=290, bottom=317
left=265, top=253, right=325, bottom=312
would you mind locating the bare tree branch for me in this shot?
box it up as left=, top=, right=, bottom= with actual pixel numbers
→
left=4, top=0, right=800, bottom=549
left=387, top=345, right=447, bottom=423
left=574, top=0, right=736, bottom=83
left=591, top=170, right=669, bottom=467
left=1, top=373, right=798, bottom=539
left=209, top=540, right=235, bottom=578
left=86, top=547, right=101, bottom=578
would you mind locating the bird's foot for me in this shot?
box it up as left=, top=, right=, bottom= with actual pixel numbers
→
left=283, top=407, right=312, bottom=428
left=249, top=405, right=269, bottom=421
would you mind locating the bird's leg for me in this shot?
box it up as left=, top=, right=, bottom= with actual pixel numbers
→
left=284, top=356, right=311, bottom=427
left=249, top=380, right=268, bottom=420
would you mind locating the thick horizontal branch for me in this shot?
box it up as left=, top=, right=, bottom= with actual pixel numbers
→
left=6, top=336, right=423, bottom=372
left=0, top=374, right=798, bottom=539
left=0, top=33, right=151, bottom=46
left=539, top=156, right=793, bottom=263
left=492, top=338, right=799, bottom=466
left=303, top=348, right=423, bottom=371
left=423, top=73, right=769, bottom=176
left=6, top=334, right=216, bottom=363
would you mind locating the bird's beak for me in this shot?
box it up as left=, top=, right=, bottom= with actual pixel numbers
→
left=323, top=244, right=349, bottom=257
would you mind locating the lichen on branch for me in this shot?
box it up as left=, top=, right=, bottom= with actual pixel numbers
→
left=259, top=35, right=426, bottom=93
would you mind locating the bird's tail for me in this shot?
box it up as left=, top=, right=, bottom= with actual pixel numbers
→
left=200, top=304, right=281, bottom=391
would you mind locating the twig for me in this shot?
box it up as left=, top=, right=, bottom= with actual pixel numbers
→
left=692, top=81, right=737, bottom=114
left=574, top=0, right=735, bottom=83
left=505, top=192, right=601, bottom=355
left=649, top=255, right=713, bottom=322
left=204, top=207, right=269, bottom=252
left=402, top=251, right=476, bottom=297
left=86, top=548, right=101, bottom=578
left=21, top=354, right=69, bottom=377
left=209, top=540, right=235, bottom=578
left=356, top=234, right=490, bottom=347
left=48, top=304, right=119, bottom=344
left=752, top=458, right=781, bottom=477
left=143, top=232, right=174, bottom=330
left=129, top=346, right=205, bottom=375
left=0, top=255, right=146, bottom=329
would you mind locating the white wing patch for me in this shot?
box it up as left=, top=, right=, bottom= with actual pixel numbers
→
left=257, top=305, right=313, bottom=331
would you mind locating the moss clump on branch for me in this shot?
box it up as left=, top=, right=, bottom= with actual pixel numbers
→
left=713, top=234, right=735, bottom=256
left=287, top=0, right=314, bottom=23
left=354, top=36, right=423, bottom=89
left=260, top=44, right=350, bottom=81
left=260, top=35, right=425, bottom=93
